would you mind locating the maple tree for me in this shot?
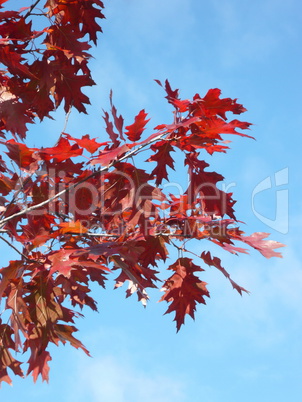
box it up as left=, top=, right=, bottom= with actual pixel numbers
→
left=0, top=0, right=284, bottom=386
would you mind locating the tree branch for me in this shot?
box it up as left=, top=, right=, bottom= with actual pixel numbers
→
left=0, top=235, right=32, bottom=262
left=62, top=106, right=72, bottom=134
left=24, top=0, right=43, bottom=19
left=0, top=131, right=167, bottom=228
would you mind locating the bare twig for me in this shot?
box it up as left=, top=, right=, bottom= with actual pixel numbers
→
left=0, top=229, right=23, bottom=234
left=83, top=233, right=119, bottom=237
left=24, top=0, right=43, bottom=19
left=0, top=235, right=32, bottom=262
left=62, top=106, right=72, bottom=134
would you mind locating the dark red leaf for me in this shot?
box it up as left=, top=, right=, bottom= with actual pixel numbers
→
left=0, top=45, right=36, bottom=79
left=201, top=251, right=249, bottom=295
left=39, top=137, right=83, bottom=162
left=64, top=133, right=104, bottom=154
left=160, top=258, right=210, bottom=331
left=125, top=109, right=150, bottom=141
left=3, top=139, right=38, bottom=170
left=90, top=144, right=129, bottom=166
left=103, top=109, right=120, bottom=146
left=27, top=350, right=51, bottom=383
left=110, top=90, right=124, bottom=140
left=0, top=99, right=35, bottom=139
left=148, top=140, right=175, bottom=185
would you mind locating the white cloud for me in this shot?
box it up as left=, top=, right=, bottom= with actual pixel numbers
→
left=71, top=354, right=186, bottom=402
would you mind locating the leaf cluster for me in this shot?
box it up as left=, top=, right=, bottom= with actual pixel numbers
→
left=0, top=0, right=284, bottom=385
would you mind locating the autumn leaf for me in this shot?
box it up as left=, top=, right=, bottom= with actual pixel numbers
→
left=58, top=220, right=88, bottom=235
left=185, top=152, right=236, bottom=219
left=201, top=251, right=248, bottom=295
left=103, top=109, right=120, bottom=146
left=0, top=1, right=285, bottom=385
left=27, top=350, right=51, bottom=383
left=0, top=320, right=24, bottom=385
left=0, top=99, right=35, bottom=139
left=3, top=139, right=38, bottom=170
left=239, top=232, right=285, bottom=258
left=0, top=45, right=36, bottom=79
left=0, top=260, right=23, bottom=299
left=90, top=144, right=129, bottom=166
left=65, top=133, right=104, bottom=154
left=148, top=140, right=175, bottom=185
left=110, top=90, right=124, bottom=140
left=44, top=24, right=92, bottom=61
left=39, top=137, right=83, bottom=162
left=155, top=79, right=180, bottom=108
left=160, top=258, right=210, bottom=331
left=0, top=173, right=17, bottom=195
left=196, top=88, right=247, bottom=119
left=53, top=324, right=90, bottom=355
left=46, top=0, right=105, bottom=44
left=125, top=109, right=150, bottom=141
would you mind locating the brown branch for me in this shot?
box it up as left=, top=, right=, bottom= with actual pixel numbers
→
left=0, top=229, right=23, bottom=233
left=0, top=235, right=32, bottom=262
left=62, top=106, right=72, bottom=134
left=24, top=0, right=43, bottom=19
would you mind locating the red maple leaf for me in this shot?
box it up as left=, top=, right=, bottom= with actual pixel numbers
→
left=27, top=350, right=51, bottom=383
left=102, top=109, right=120, bottom=146
left=0, top=45, right=36, bottom=79
left=65, top=133, right=104, bottom=154
left=110, top=90, right=124, bottom=140
left=239, top=232, right=285, bottom=258
left=194, top=88, right=247, bottom=119
left=185, top=152, right=236, bottom=219
left=46, top=0, right=105, bottom=44
left=0, top=173, right=17, bottom=195
left=0, top=320, right=24, bottom=385
left=155, top=79, right=180, bottom=108
left=125, top=109, right=150, bottom=141
left=136, top=235, right=168, bottom=267
left=160, top=258, right=210, bottom=331
left=39, top=137, right=83, bottom=162
left=53, top=324, right=90, bottom=355
left=148, top=140, right=175, bottom=185
left=3, top=139, right=38, bottom=170
left=58, top=220, right=88, bottom=235
left=201, top=251, right=248, bottom=295
left=53, top=67, right=95, bottom=113
left=90, top=144, right=129, bottom=166
left=0, top=99, right=35, bottom=139
left=44, top=24, right=92, bottom=61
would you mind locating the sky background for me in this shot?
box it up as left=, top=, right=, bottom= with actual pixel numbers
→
left=1, top=0, right=302, bottom=401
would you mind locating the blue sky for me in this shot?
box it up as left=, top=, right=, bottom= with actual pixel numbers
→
left=1, top=0, right=302, bottom=401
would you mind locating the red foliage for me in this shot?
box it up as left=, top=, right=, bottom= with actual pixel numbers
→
left=0, top=0, right=284, bottom=385
left=160, top=258, right=210, bottom=332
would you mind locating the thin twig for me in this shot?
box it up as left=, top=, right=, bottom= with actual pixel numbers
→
left=24, top=0, right=42, bottom=19
left=0, top=235, right=32, bottom=262
left=0, top=229, right=23, bottom=234
left=62, top=106, right=72, bottom=134
left=83, top=233, right=119, bottom=237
